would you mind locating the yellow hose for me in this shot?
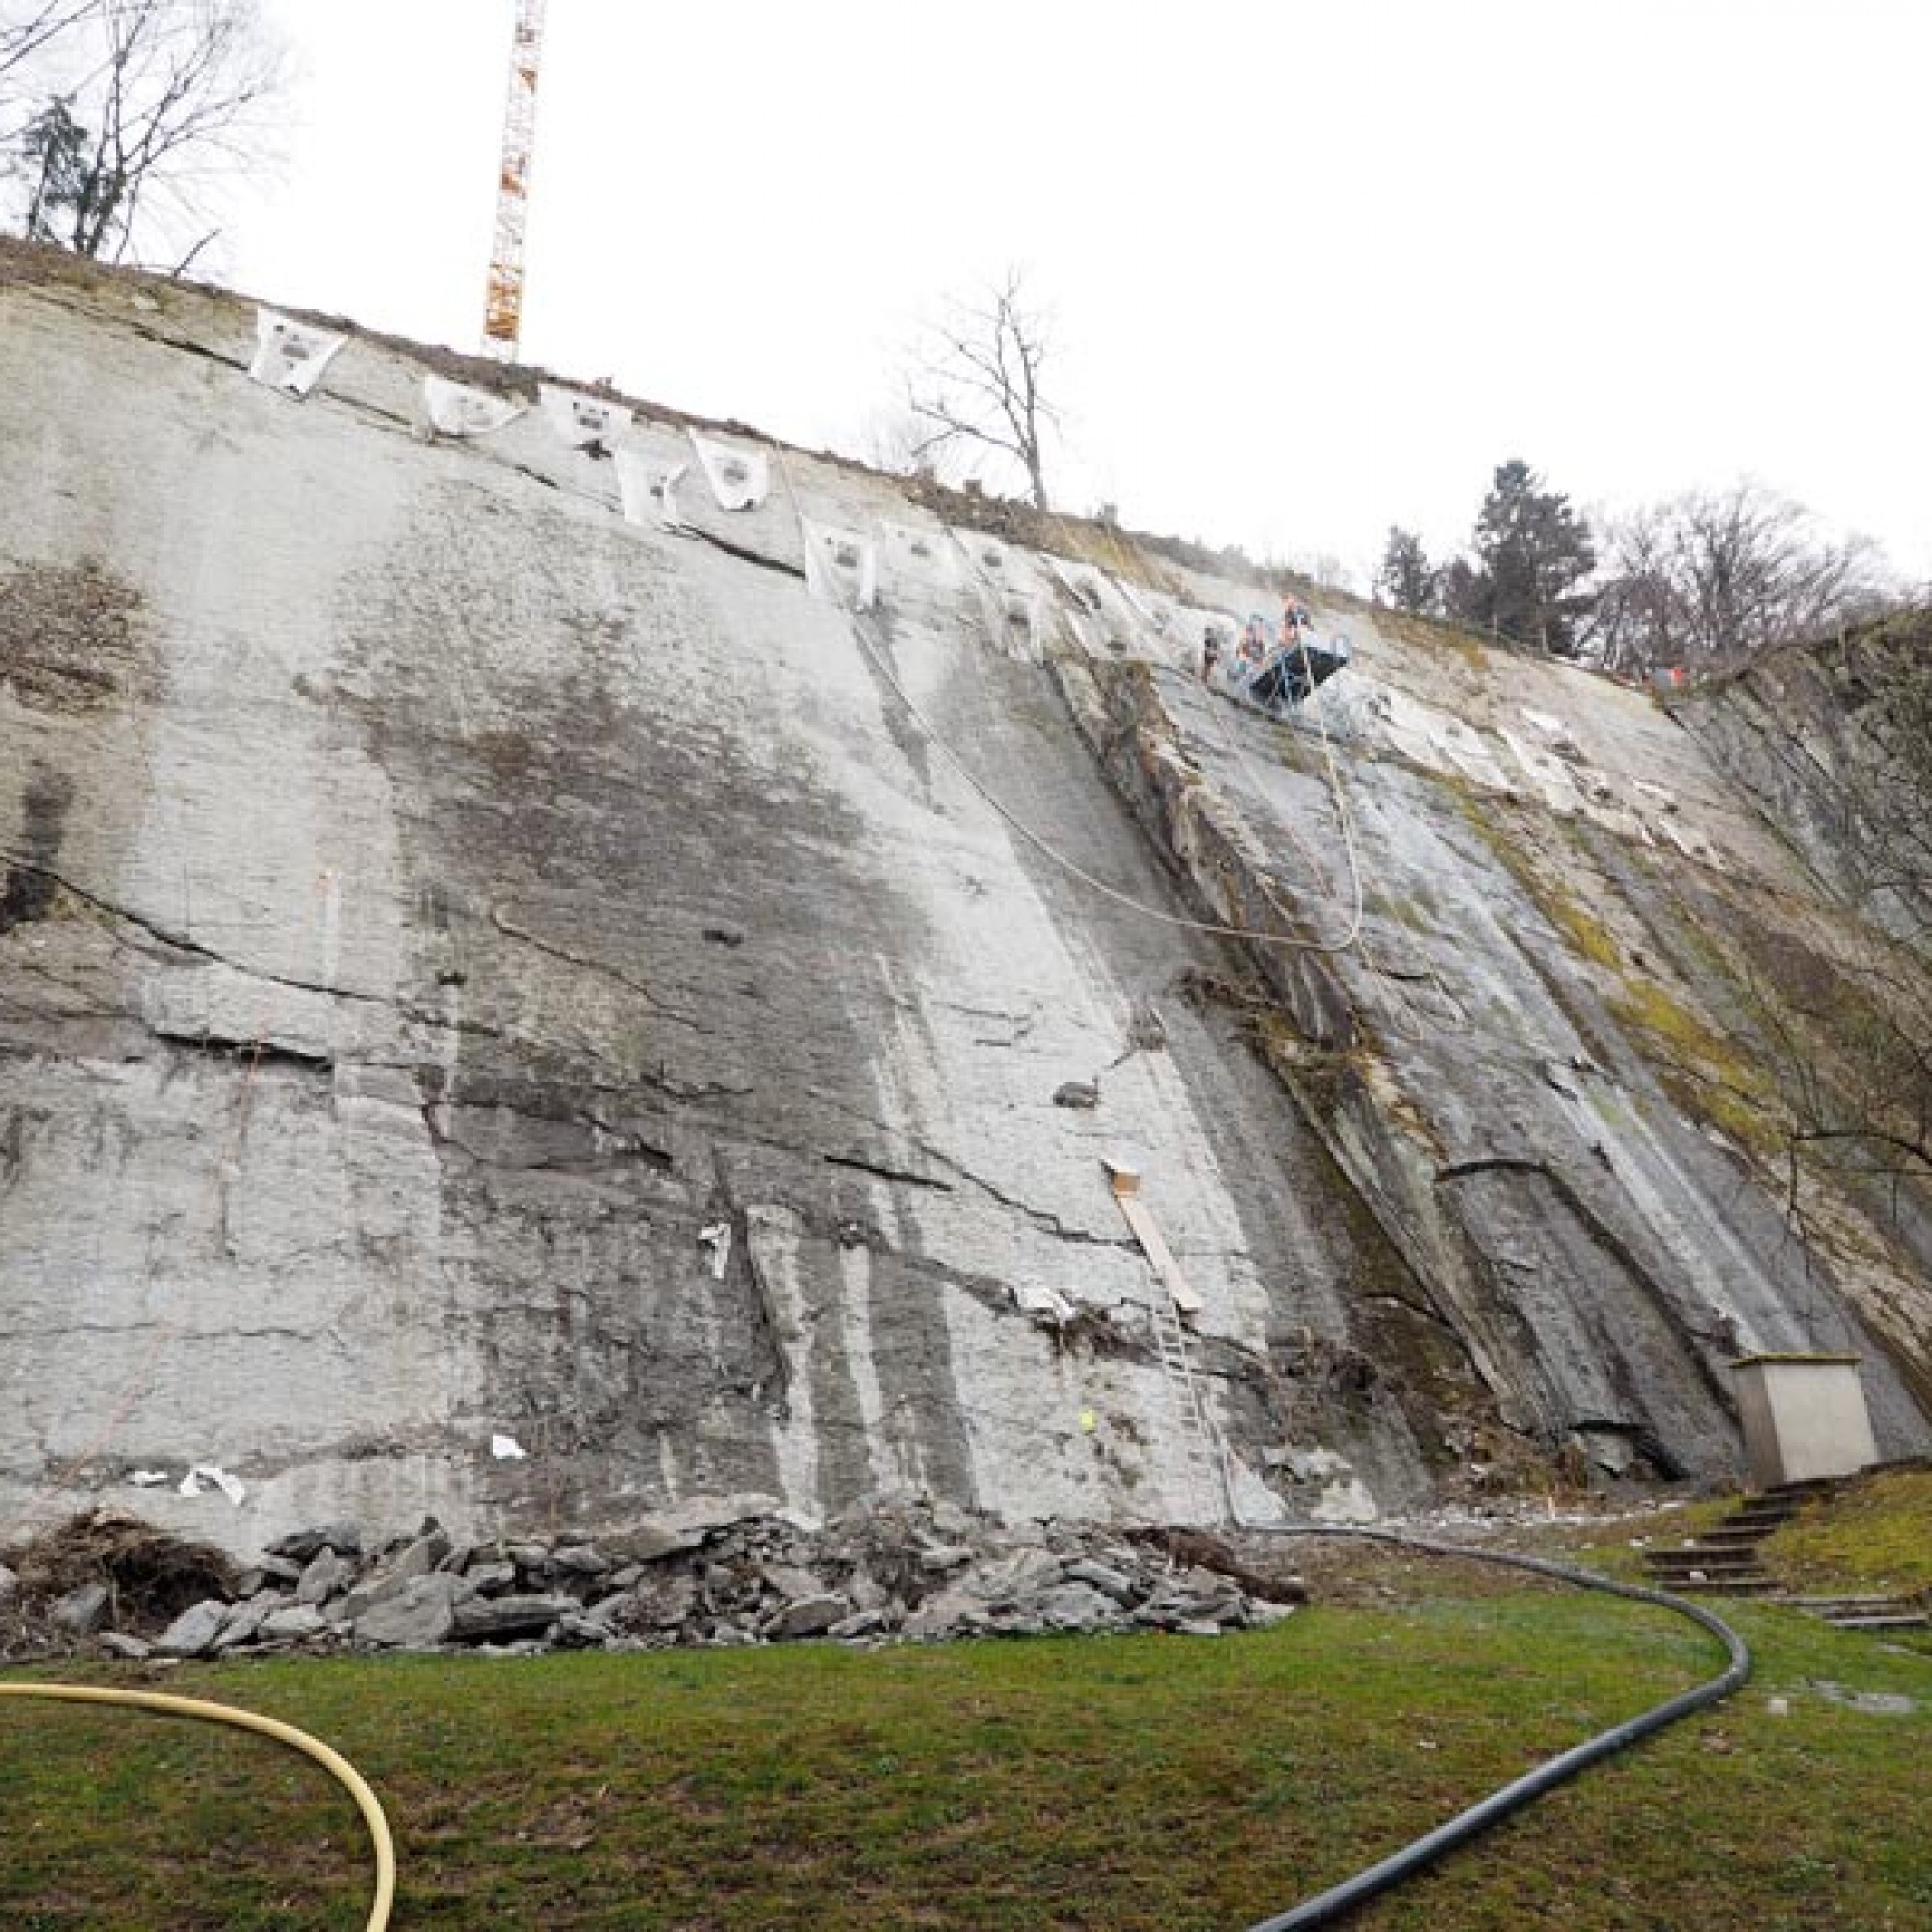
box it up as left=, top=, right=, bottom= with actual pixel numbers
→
left=0, top=1681, right=396, bottom=1931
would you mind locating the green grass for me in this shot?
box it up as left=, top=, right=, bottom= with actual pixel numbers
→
left=1766, top=1468, right=1932, bottom=1600
left=4, top=1586, right=1928, bottom=1931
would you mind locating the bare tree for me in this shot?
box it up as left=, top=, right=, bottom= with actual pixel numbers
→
left=1589, top=481, right=1895, bottom=677
left=0, top=2, right=95, bottom=94
left=906, top=269, right=1060, bottom=511
left=5, top=0, right=286, bottom=264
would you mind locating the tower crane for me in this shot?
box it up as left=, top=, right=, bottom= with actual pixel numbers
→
left=481, top=0, right=547, bottom=361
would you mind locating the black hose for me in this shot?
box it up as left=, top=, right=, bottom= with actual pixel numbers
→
left=1236, top=1523, right=1752, bottom=1931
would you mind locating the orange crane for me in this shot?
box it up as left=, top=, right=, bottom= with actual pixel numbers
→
left=481, top=0, right=547, bottom=361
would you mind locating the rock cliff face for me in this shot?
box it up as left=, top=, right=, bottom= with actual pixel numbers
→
left=2, top=254, right=1928, bottom=1552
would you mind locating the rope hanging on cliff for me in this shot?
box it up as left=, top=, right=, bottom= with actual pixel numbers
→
left=777, top=458, right=1380, bottom=957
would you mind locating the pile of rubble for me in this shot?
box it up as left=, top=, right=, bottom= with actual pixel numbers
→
left=2, top=1494, right=1305, bottom=1662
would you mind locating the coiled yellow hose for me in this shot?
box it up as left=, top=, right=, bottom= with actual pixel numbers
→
left=0, top=1681, right=395, bottom=1931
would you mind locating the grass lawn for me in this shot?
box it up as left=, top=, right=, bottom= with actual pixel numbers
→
left=3, top=1582, right=1928, bottom=1931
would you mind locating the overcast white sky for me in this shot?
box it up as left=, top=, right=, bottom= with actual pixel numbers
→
left=226, top=0, right=1929, bottom=585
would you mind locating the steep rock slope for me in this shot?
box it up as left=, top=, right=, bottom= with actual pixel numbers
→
left=0, top=259, right=1925, bottom=1552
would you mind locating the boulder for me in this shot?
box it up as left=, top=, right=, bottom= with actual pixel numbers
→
left=763, top=1594, right=848, bottom=1639
left=156, top=1597, right=230, bottom=1658
left=352, top=1573, right=467, bottom=1648
left=267, top=1523, right=362, bottom=1563
left=1064, top=1558, right=1137, bottom=1604
left=451, top=1592, right=579, bottom=1640
left=50, top=1584, right=111, bottom=1635
left=1036, top=1583, right=1120, bottom=1633
left=261, top=1604, right=327, bottom=1641
left=296, top=1547, right=355, bottom=1606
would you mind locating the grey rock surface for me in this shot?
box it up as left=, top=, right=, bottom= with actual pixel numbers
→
left=0, top=264, right=1926, bottom=1554
left=49, top=1583, right=110, bottom=1635
left=352, top=1573, right=468, bottom=1648
left=156, top=1598, right=229, bottom=1658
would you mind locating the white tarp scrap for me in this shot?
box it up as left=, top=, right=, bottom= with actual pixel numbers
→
left=689, top=431, right=770, bottom=511
left=490, top=1433, right=527, bottom=1461
left=177, top=1463, right=246, bottom=1505
left=1012, top=1279, right=1076, bottom=1325
left=616, top=449, right=689, bottom=530
left=248, top=309, right=346, bottom=399
left=539, top=383, right=632, bottom=454
left=423, top=375, right=525, bottom=438
left=698, top=1220, right=733, bottom=1280
left=800, top=518, right=879, bottom=611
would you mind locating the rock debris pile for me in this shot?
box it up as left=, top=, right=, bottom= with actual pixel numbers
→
left=3, top=1497, right=1305, bottom=1662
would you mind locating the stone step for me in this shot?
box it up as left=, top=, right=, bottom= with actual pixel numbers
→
left=1652, top=1576, right=1778, bottom=1596
left=1723, top=1502, right=1799, bottom=1526
left=1777, top=1594, right=1911, bottom=1611
left=1646, top=1548, right=1770, bottom=1572
left=1827, top=1613, right=1930, bottom=1631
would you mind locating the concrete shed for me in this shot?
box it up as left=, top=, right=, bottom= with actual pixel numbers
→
left=1731, top=1354, right=1880, bottom=1489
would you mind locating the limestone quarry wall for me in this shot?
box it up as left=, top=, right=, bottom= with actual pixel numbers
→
left=2, top=256, right=1927, bottom=1553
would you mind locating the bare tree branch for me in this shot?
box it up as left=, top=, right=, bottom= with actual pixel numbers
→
left=4, top=0, right=286, bottom=264
left=904, top=268, right=1060, bottom=511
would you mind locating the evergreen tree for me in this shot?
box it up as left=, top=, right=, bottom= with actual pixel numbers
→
left=17, top=95, right=87, bottom=245
left=1376, top=526, right=1438, bottom=613
left=1448, top=460, right=1598, bottom=653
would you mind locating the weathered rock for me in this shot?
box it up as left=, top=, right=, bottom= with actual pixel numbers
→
left=268, top=1525, right=362, bottom=1564
left=99, top=1631, right=151, bottom=1660
left=296, top=1547, right=355, bottom=1606
left=762, top=1594, right=848, bottom=1639
left=49, top=1584, right=111, bottom=1635
left=760, top=1563, right=830, bottom=1604
left=2, top=272, right=1930, bottom=1558
left=450, top=1592, right=579, bottom=1640
left=464, top=1560, right=517, bottom=1595
left=966, top=1549, right=1065, bottom=1604
left=551, top=1545, right=611, bottom=1577
left=1052, top=1080, right=1100, bottom=1110
left=156, top=1598, right=229, bottom=1658
left=261, top=1604, right=327, bottom=1641
left=1064, top=1558, right=1137, bottom=1604
left=0, top=1562, right=16, bottom=1605
left=1036, top=1583, right=1120, bottom=1633
left=213, top=1596, right=277, bottom=1651
left=353, top=1573, right=467, bottom=1648
left=917, top=1545, right=976, bottom=1574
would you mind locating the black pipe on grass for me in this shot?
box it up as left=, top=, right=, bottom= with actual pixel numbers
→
left=1237, top=1524, right=1752, bottom=1931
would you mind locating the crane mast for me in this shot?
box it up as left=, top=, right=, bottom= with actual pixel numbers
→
left=481, top=0, right=547, bottom=361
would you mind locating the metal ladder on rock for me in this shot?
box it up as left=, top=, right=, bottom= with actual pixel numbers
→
left=1150, top=1294, right=1227, bottom=1525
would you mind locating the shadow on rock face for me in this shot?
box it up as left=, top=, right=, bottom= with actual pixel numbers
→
left=0, top=764, right=74, bottom=934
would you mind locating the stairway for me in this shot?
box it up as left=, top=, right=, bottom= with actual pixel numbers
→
left=1643, top=1480, right=1930, bottom=1633
left=1640, top=1480, right=1836, bottom=1597
left=1776, top=1593, right=1931, bottom=1634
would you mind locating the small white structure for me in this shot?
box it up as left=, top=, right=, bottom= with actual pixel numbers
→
left=1731, top=1353, right=1879, bottom=1489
